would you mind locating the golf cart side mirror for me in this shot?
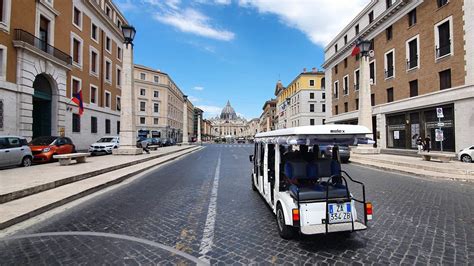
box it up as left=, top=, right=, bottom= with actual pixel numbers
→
left=249, top=155, right=254, bottom=162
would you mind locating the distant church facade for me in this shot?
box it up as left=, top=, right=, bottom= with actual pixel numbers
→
left=210, top=101, right=249, bottom=138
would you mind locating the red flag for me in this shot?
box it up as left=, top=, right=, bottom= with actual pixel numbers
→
left=72, top=90, right=84, bottom=115
left=351, top=45, right=360, bottom=57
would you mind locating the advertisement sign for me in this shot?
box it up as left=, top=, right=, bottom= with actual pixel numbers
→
left=435, top=129, right=444, bottom=142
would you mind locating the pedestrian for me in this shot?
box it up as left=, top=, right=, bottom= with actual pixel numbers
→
left=416, top=136, right=423, bottom=153
left=141, top=139, right=150, bottom=154
left=423, top=136, right=431, bottom=152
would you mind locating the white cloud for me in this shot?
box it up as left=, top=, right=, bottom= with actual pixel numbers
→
left=238, top=0, right=371, bottom=47
left=153, top=8, right=235, bottom=41
left=197, top=105, right=222, bottom=118
left=192, top=86, right=204, bottom=91
left=194, top=0, right=231, bottom=5
left=188, top=95, right=201, bottom=103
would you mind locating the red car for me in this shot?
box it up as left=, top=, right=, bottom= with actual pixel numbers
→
left=29, top=136, right=76, bottom=163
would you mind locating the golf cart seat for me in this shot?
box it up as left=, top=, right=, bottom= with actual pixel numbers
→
left=289, top=184, right=349, bottom=201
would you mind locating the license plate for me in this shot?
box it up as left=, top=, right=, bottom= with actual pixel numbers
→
left=328, top=203, right=352, bottom=223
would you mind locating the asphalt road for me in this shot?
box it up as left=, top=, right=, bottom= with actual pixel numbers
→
left=1, top=144, right=473, bottom=265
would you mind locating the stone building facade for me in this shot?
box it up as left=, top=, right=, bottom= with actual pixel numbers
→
left=323, top=0, right=474, bottom=152
left=210, top=101, right=248, bottom=138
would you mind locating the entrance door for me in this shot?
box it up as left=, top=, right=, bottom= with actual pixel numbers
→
left=32, top=75, right=52, bottom=138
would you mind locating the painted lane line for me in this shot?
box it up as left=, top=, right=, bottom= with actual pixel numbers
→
left=198, top=153, right=221, bottom=262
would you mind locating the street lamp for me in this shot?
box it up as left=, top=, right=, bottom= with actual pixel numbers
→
left=357, top=40, right=372, bottom=57
left=113, top=24, right=141, bottom=155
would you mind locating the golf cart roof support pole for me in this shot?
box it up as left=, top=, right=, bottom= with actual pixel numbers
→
left=325, top=180, right=330, bottom=234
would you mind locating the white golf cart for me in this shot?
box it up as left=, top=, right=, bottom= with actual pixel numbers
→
left=249, top=125, right=373, bottom=239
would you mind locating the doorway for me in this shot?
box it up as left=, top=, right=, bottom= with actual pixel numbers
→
left=32, top=74, right=52, bottom=138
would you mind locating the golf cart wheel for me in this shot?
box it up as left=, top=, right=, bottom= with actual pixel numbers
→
left=276, top=204, right=296, bottom=239
left=20, top=156, right=32, bottom=167
left=461, top=155, right=472, bottom=163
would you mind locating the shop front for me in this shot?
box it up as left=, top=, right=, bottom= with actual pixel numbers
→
left=386, top=104, right=455, bottom=152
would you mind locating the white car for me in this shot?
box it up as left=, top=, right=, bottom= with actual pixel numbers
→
left=0, top=136, right=33, bottom=168
left=89, top=136, right=120, bottom=155
left=457, top=145, right=474, bottom=163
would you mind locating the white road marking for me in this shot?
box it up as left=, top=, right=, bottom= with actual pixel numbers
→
left=198, top=153, right=221, bottom=262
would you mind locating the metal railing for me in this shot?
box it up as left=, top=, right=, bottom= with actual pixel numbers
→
left=384, top=67, right=394, bottom=78
left=406, top=55, right=418, bottom=70
left=14, top=29, right=72, bottom=65
left=436, top=41, right=451, bottom=58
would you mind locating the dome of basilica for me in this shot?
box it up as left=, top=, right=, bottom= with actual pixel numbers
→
left=220, top=100, right=237, bottom=120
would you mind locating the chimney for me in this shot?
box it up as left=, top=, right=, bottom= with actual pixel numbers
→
left=312, top=67, right=317, bottom=73
left=303, top=68, right=307, bottom=73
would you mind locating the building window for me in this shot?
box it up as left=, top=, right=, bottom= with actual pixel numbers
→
left=344, top=58, right=348, bottom=68
left=153, top=90, right=159, bottom=98
left=0, top=100, right=3, bottom=130
left=154, top=118, right=159, bottom=125
left=91, top=23, right=98, bottom=42
left=368, top=11, right=374, bottom=23
left=408, top=9, right=416, bottom=27
left=309, top=80, right=314, bottom=86
left=322, top=104, right=326, bottom=112
left=154, top=103, right=159, bottom=113
left=309, top=92, right=314, bottom=99
left=322, top=119, right=326, bottom=125
left=344, top=35, right=347, bottom=45
left=0, top=0, right=10, bottom=29
left=71, top=77, right=81, bottom=97
left=71, top=35, right=83, bottom=67
left=140, top=101, right=146, bottom=112
left=371, top=93, right=375, bottom=106
left=310, top=104, right=314, bottom=112
left=439, top=69, right=451, bottom=90
left=140, top=88, right=146, bottom=96
left=435, top=17, right=452, bottom=58
left=140, top=117, right=146, bottom=125
left=355, top=99, right=359, bottom=110
left=90, top=85, right=97, bottom=104
left=310, top=119, right=315, bottom=126
left=154, top=76, right=159, bottom=83
left=105, top=119, right=111, bottom=134
left=354, top=69, right=360, bottom=90
left=409, top=80, right=418, bottom=97
left=72, top=113, right=81, bottom=132
left=73, top=6, right=82, bottom=29
left=117, top=47, right=122, bottom=61
left=385, top=50, right=395, bottom=79
left=334, top=64, right=338, bottom=74
left=387, top=87, right=394, bottom=102
left=90, top=48, right=99, bottom=76
left=335, top=44, right=338, bottom=53
left=335, top=105, right=339, bottom=115
left=105, top=36, right=111, bottom=53
left=386, top=0, right=393, bottom=9
left=117, top=19, right=122, bottom=29
left=117, top=121, right=120, bottom=134
left=437, top=0, right=448, bottom=8
left=91, top=116, right=97, bottom=133
left=355, top=24, right=359, bottom=35
left=140, top=73, right=146, bottom=80
left=343, top=75, right=349, bottom=95
left=369, top=60, right=376, bottom=84
left=0, top=46, right=5, bottom=80
left=105, top=5, right=111, bottom=18
left=116, top=96, right=121, bottom=111
left=344, top=102, right=348, bottom=112
left=406, top=36, right=419, bottom=70
left=105, top=91, right=111, bottom=108
left=334, top=81, right=339, bottom=98
left=116, top=67, right=121, bottom=87
left=321, top=78, right=325, bottom=89
left=386, top=26, right=392, bottom=41
left=105, top=59, right=112, bottom=83
left=322, top=93, right=326, bottom=100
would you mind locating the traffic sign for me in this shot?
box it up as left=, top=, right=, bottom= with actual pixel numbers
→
left=436, top=108, right=444, bottom=118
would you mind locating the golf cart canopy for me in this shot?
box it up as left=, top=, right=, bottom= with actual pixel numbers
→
left=254, top=125, right=371, bottom=145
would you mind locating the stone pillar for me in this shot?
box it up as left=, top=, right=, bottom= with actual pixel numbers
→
left=114, top=43, right=142, bottom=155
left=266, top=116, right=270, bottom=131
left=182, top=95, right=189, bottom=144
left=197, top=114, right=202, bottom=143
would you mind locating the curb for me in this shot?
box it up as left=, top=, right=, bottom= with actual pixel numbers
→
left=0, top=146, right=197, bottom=204
left=0, top=146, right=203, bottom=230
left=350, top=160, right=473, bottom=183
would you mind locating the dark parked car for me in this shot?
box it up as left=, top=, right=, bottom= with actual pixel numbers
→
left=148, top=138, right=162, bottom=146
left=319, top=144, right=350, bottom=163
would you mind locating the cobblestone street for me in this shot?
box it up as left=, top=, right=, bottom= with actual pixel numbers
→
left=1, top=144, right=473, bottom=264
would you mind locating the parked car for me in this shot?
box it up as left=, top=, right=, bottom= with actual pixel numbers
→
left=0, top=136, right=33, bottom=168
left=457, top=145, right=474, bottom=163
left=148, top=138, right=162, bottom=146
left=319, top=144, right=351, bottom=163
left=161, top=138, right=175, bottom=146
left=29, top=136, right=76, bottom=163
left=237, top=138, right=246, bottom=144
left=89, top=136, right=120, bottom=155
left=136, top=136, right=152, bottom=148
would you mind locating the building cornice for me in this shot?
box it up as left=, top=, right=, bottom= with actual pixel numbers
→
left=83, top=0, right=126, bottom=41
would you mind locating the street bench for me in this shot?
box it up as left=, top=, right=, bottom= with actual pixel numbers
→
left=53, top=153, right=90, bottom=166
left=419, top=152, right=455, bottom=163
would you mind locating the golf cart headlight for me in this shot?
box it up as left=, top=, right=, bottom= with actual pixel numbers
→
left=43, top=147, right=51, bottom=153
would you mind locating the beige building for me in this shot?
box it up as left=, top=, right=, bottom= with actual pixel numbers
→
left=260, top=99, right=277, bottom=132
left=323, top=0, right=474, bottom=152
left=0, top=0, right=128, bottom=150
left=246, top=118, right=261, bottom=138
left=133, top=64, right=192, bottom=142
left=210, top=101, right=248, bottom=138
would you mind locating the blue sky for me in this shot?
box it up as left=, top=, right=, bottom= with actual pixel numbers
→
left=116, top=0, right=369, bottom=119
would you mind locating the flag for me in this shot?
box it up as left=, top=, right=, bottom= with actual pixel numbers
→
left=72, top=90, right=84, bottom=115
left=351, top=45, right=360, bottom=57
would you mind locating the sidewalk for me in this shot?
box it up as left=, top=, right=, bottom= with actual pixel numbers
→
left=350, top=152, right=474, bottom=182
left=0, top=145, right=202, bottom=230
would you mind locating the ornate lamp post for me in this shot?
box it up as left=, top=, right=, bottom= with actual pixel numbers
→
left=182, top=95, right=189, bottom=144
left=355, top=39, right=378, bottom=153
left=114, top=25, right=142, bottom=155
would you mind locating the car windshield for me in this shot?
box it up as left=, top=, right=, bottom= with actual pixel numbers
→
left=97, top=138, right=115, bottom=143
left=29, top=136, right=57, bottom=146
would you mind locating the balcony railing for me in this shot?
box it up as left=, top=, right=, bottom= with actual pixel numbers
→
left=14, top=29, right=72, bottom=65
left=406, top=55, right=418, bottom=70
left=384, top=67, right=394, bottom=78
left=436, top=40, right=451, bottom=58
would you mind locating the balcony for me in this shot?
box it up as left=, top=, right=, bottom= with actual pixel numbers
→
left=436, top=40, right=451, bottom=59
left=406, top=55, right=418, bottom=70
left=14, top=29, right=72, bottom=66
left=384, top=67, right=394, bottom=79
